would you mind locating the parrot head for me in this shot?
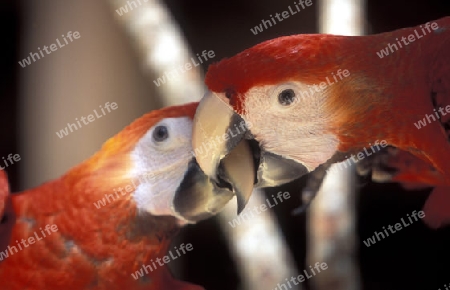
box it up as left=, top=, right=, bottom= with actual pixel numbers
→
left=193, top=17, right=450, bottom=213
left=0, top=103, right=250, bottom=289
left=100, top=102, right=255, bottom=224
left=192, top=35, right=351, bottom=211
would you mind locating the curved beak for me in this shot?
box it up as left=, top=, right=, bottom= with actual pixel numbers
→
left=173, top=154, right=253, bottom=222
left=192, top=91, right=309, bottom=213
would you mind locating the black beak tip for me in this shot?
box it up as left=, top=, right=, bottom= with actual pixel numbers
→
left=236, top=194, right=246, bottom=215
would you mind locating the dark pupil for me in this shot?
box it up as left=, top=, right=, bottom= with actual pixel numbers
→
left=278, top=89, right=296, bottom=106
left=153, top=126, right=169, bottom=142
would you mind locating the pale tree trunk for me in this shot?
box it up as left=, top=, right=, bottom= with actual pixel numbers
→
left=107, top=1, right=299, bottom=288
left=307, top=1, right=365, bottom=289
left=218, top=191, right=304, bottom=290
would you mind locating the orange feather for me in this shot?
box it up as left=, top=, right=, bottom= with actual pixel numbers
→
left=0, top=103, right=203, bottom=289
left=205, top=17, right=450, bottom=227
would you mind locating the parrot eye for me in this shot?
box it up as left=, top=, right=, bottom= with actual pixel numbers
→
left=278, top=89, right=296, bottom=106
left=152, top=125, right=169, bottom=142
left=225, top=89, right=234, bottom=99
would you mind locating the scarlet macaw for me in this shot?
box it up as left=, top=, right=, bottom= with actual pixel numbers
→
left=192, top=17, right=450, bottom=227
left=0, top=102, right=254, bottom=289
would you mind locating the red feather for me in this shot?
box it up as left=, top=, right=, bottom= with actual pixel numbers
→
left=205, top=17, right=450, bottom=227
left=0, top=103, right=203, bottom=289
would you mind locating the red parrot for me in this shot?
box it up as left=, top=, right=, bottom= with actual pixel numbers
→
left=0, top=170, right=14, bottom=262
left=356, top=145, right=447, bottom=188
left=192, top=17, right=450, bottom=227
left=0, top=102, right=253, bottom=289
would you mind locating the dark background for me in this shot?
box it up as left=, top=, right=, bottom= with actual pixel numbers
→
left=1, top=1, right=450, bottom=289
